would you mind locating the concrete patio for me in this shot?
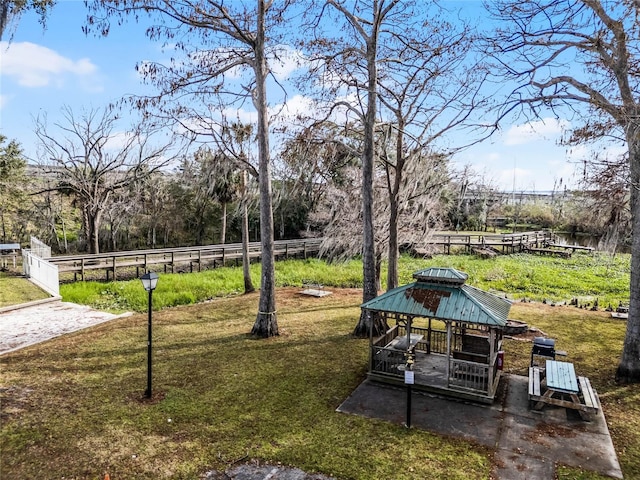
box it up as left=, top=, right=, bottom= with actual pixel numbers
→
left=337, top=374, right=622, bottom=479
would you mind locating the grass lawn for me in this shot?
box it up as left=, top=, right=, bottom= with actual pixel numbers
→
left=59, top=252, right=631, bottom=313
left=0, top=289, right=491, bottom=480
left=0, top=271, right=51, bottom=307
left=1, top=287, right=639, bottom=479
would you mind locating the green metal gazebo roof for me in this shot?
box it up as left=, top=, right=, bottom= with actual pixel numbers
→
left=361, top=267, right=512, bottom=327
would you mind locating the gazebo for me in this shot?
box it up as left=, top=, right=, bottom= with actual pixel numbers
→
left=362, top=267, right=512, bottom=403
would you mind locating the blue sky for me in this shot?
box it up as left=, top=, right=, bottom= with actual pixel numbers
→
left=0, top=1, right=591, bottom=191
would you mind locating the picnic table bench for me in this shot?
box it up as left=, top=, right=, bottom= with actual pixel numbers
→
left=528, top=360, right=600, bottom=420
left=300, top=281, right=332, bottom=297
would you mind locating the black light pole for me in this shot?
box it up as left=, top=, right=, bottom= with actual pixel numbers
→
left=405, top=349, right=415, bottom=428
left=140, top=271, right=159, bottom=399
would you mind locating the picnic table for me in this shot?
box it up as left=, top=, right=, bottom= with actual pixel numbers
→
left=387, top=333, right=424, bottom=352
left=528, top=360, right=600, bottom=420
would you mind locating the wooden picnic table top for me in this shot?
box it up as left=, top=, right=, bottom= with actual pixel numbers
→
left=387, top=333, right=424, bottom=351
left=546, top=360, right=579, bottom=393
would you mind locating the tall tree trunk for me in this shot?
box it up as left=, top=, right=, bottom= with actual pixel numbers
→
left=617, top=127, right=640, bottom=382
left=375, top=250, right=382, bottom=292
left=61, top=216, right=68, bottom=253
left=1, top=210, right=6, bottom=243
left=221, top=201, right=227, bottom=244
left=241, top=170, right=255, bottom=294
left=251, top=0, right=278, bottom=337
left=88, top=208, right=102, bottom=254
left=353, top=15, right=386, bottom=337
left=387, top=194, right=399, bottom=290
left=108, top=220, right=116, bottom=251
left=387, top=122, right=405, bottom=291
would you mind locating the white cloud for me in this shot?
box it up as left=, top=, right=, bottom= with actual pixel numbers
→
left=270, top=45, right=306, bottom=81
left=270, top=94, right=315, bottom=121
left=222, top=107, right=258, bottom=125
left=504, top=117, right=569, bottom=146
left=0, top=41, right=98, bottom=88
left=0, top=94, right=8, bottom=109
left=103, top=131, right=137, bottom=151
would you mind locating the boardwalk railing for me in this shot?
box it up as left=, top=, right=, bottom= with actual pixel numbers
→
left=49, top=238, right=323, bottom=281
left=430, top=230, right=556, bottom=254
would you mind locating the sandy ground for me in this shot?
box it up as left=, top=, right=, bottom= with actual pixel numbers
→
left=0, top=301, right=131, bottom=355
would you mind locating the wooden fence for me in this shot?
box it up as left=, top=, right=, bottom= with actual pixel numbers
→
left=49, top=238, right=323, bottom=281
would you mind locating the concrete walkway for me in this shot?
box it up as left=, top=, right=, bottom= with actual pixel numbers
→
left=337, top=376, right=622, bottom=479
left=0, top=300, right=131, bottom=355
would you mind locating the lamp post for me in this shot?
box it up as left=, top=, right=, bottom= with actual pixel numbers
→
left=404, top=349, right=415, bottom=428
left=140, top=271, right=159, bottom=399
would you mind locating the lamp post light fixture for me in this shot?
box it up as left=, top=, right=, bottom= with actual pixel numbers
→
left=140, top=271, right=159, bottom=399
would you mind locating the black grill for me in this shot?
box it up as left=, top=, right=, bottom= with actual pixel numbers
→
left=531, top=337, right=556, bottom=366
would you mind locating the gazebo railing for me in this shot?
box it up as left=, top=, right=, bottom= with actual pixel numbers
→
left=449, top=358, right=490, bottom=393
left=429, top=329, right=447, bottom=354
left=371, top=345, right=404, bottom=375
left=373, top=325, right=399, bottom=347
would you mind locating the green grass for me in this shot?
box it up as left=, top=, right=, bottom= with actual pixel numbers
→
left=0, top=272, right=51, bottom=307
left=398, top=252, right=630, bottom=306
left=0, top=289, right=492, bottom=479
left=1, top=290, right=638, bottom=479
left=60, top=252, right=631, bottom=313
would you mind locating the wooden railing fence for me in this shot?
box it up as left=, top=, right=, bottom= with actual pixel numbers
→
left=49, top=238, right=322, bottom=281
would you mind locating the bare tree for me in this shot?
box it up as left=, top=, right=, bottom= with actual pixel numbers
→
left=1, top=0, right=54, bottom=40
left=303, top=0, right=400, bottom=337
left=86, top=0, right=292, bottom=337
left=375, top=13, right=486, bottom=290
left=34, top=106, right=178, bottom=254
left=320, top=144, right=449, bottom=287
left=485, top=0, right=640, bottom=382
left=579, top=153, right=631, bottom=252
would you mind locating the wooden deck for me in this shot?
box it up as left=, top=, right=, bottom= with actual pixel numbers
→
left=524, top=247, right=572, bottom=258
left=546, top=243, right=595, bottom=253
left=429, top=231, right=556, bottom=255
left=369, top=351, right=500, bottom=404
left=370, top=324, right=501, bottom=404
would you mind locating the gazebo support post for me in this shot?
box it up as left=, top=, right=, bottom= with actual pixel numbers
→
left=488, top=328, right=496, bottom=394
left=445, top=321, right=452, bottom=388
left=369, top=309, right=374, bottom=373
